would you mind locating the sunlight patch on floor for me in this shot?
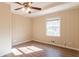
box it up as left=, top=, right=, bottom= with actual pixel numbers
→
left=27, top=46, right=43, bottom=51
left=18, top=46, right=43, bottom=54
left=19, top=47, right=34, bottom=54
left=11, top=46, right=43, bottom=55
left=11, top=48, right=23, bottom=55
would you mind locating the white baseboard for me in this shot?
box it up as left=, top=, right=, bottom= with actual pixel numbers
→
left=33, top=40, right=79, bottom=51
left=51, top=43, right=79, bottom=51
left=65, top=46, right=79, bottom=51
left=13, top=40, right=32, bottom=46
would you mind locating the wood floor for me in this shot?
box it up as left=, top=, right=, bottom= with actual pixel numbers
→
left=3, top=41, right=79, bottom=57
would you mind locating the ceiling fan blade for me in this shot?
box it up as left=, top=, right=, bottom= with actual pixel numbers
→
left=31, top=7, right=42, bottom=10
left=14, top=7, right=23, bottom=10
left=15, top=2, right=22, bottom=5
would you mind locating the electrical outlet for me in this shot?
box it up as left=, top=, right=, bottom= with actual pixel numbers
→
left=51, top=41, right=55, bottom=43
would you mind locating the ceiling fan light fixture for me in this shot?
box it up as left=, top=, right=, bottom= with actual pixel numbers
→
left=28, top=2, right=32, bottom=6
left=25, top=7, right=31, bottom=13
left=25, top=10, right=29, bottom=13
left=27, top=7, right=31, bottom=11
left=22, top=8, right=25, bottom=11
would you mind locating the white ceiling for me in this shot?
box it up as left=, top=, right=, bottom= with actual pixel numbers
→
left=9, top=2, right=79, bottom=18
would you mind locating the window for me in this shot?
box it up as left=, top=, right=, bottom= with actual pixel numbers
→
left=46, top=17, right=60, bottom=36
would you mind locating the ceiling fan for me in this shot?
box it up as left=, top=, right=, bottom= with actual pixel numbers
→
left=14, top=2, right=42, bottom=13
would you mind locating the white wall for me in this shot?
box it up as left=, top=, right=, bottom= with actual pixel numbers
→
left=0, top=3, right=32, bottom=56
left=12, top=14, right=32, bottom=45
left=0, top=3, right=11, bottom=56
left=33, top=6, right=79, bottom=51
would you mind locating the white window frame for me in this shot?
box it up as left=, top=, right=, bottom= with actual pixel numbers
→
left=46, top=17, right=61, bottom=37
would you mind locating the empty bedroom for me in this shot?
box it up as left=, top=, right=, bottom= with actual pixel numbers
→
left=0, top=2, right=79, bottom=57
